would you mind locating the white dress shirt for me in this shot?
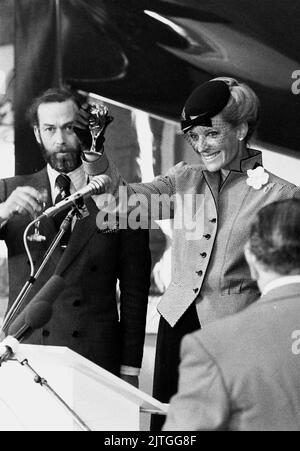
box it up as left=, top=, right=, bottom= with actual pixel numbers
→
left=47, top=164, right=87, bottom=203
left=262, top=275, right=300, bottom=297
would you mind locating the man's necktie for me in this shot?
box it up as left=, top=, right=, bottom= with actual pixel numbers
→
left=54, top=174, right=72, bottom=246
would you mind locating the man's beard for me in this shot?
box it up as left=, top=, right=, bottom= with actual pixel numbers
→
left=40, top=145, right=82, bottom=173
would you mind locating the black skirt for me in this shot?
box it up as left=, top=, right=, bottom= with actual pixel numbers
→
left=151, top=302, right=201, bottom=431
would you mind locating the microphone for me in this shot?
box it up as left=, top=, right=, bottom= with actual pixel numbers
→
left=0, top=336, right=20, bottom=365
left=7, top=275, right=65, bottom=339
left=0, top=275, right=65, bottom=365
left=0, top=301, right=53, bottom=365
left=41, top=174, right=111, bottom=218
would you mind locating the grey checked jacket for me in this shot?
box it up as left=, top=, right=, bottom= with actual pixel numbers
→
left=84, top=149, right=300, bottom=327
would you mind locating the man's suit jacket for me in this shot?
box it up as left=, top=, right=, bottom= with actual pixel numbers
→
left=163, top=282, right=300, bottom=431
left=0, top=168, right=151, bottom=375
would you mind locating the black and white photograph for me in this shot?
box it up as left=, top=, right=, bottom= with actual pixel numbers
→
left=0, top=0, right=300, bottom=435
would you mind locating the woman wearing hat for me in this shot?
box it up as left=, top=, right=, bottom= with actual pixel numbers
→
left=76, top=77, right=300, bottom=430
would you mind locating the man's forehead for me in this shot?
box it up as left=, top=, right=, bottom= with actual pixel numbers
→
left=37, top=99, right=78, bottom=123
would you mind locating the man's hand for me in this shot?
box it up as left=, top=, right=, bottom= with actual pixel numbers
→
left=120, top=374, right=139, bottom=389
left=0, top=186, right=44, bottom=223
left=73, top=103, right=113, bottom=153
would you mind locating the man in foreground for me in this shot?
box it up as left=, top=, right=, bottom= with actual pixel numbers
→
left=164, top=198, right=300, bottom=431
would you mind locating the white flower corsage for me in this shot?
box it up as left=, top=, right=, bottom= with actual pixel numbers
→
left=246, top=166, right=269, bottom=190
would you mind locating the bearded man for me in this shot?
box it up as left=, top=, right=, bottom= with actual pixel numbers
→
left=0, top=88, right=151, bottom=386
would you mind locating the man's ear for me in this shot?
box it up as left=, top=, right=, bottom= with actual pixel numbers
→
left=244, top=243, right=259, bottom=281
left=34, top=125, right=42, bottom=145
left=237, top=122, right=248, bottom=141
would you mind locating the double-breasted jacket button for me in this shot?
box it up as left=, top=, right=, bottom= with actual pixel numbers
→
left=200, top=252, right=207, bottom=258
left=90, top=265, right=98, bottom=272
left=196, top=270, right=203, bottom=277
left=209, top=218, right=217, bottom=223
left=203, top=234, right=211, bottom=240
left=193, top=288, right=199, bottom=294
left=42, top=330, right=50, bottom=337
left=73, top=300, right=81, bottom=307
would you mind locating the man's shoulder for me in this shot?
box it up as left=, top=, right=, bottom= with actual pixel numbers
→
left=189, top=290, right=300, bottom=361
left=186, top=300, right=268, bottom=356
left=1, top=167, right=47, bottom=189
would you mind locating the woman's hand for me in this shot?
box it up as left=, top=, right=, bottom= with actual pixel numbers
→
left=73, top=103, right=113, bottom=153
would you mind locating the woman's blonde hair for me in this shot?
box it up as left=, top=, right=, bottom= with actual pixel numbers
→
left=212, top=77, right=260, bottom=142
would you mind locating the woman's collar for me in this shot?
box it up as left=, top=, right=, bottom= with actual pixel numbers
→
left=229, top=148, right=262, bottom=173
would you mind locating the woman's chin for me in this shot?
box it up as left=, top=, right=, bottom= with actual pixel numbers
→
left=201, top=160, right=223, bottom=172
left=200, top=152, right=223, bottom=172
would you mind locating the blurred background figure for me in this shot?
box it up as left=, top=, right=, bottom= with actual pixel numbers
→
left=0, top=0, right=14, bottom=322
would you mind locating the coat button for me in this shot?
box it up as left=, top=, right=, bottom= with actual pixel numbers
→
left=72, top=331, right=80, bottom=338
left=203, top=234, right=211, bottom=240
left=73, top=300, right=81, bottom=307
left=196, top=270, right=203, bottom=277
left=193, top=288, right=199, bottom=293
left=209, top=218, right=217, bottom=223
left=200, top=252, right=207, bottom=258
left=42, top=330, right=50, bottom=337
left=90, top=265, right=98, bottom=272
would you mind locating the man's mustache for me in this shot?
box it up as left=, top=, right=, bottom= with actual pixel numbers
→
left=53, top=148, right=79, bottom=154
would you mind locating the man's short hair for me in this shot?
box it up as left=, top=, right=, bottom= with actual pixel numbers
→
left=27, top=87, right=81, bottom=127
left=249, top=198, right=300, bottom=275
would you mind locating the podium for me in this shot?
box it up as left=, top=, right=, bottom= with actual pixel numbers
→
left=0, top=344, right=168, bottom=431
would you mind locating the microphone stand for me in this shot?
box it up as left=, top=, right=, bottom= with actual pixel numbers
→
left=1, top=204, right=82, bottom=334
left=20, top=357, right=91, bottom=431
left=0, top=351, right=91, bottom=431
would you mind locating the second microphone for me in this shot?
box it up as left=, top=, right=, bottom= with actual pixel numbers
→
left=39, top=174, right=111, bottom=218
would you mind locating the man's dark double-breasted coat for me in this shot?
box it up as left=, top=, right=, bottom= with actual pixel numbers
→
left=0, top=167, right=151, bottom=375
